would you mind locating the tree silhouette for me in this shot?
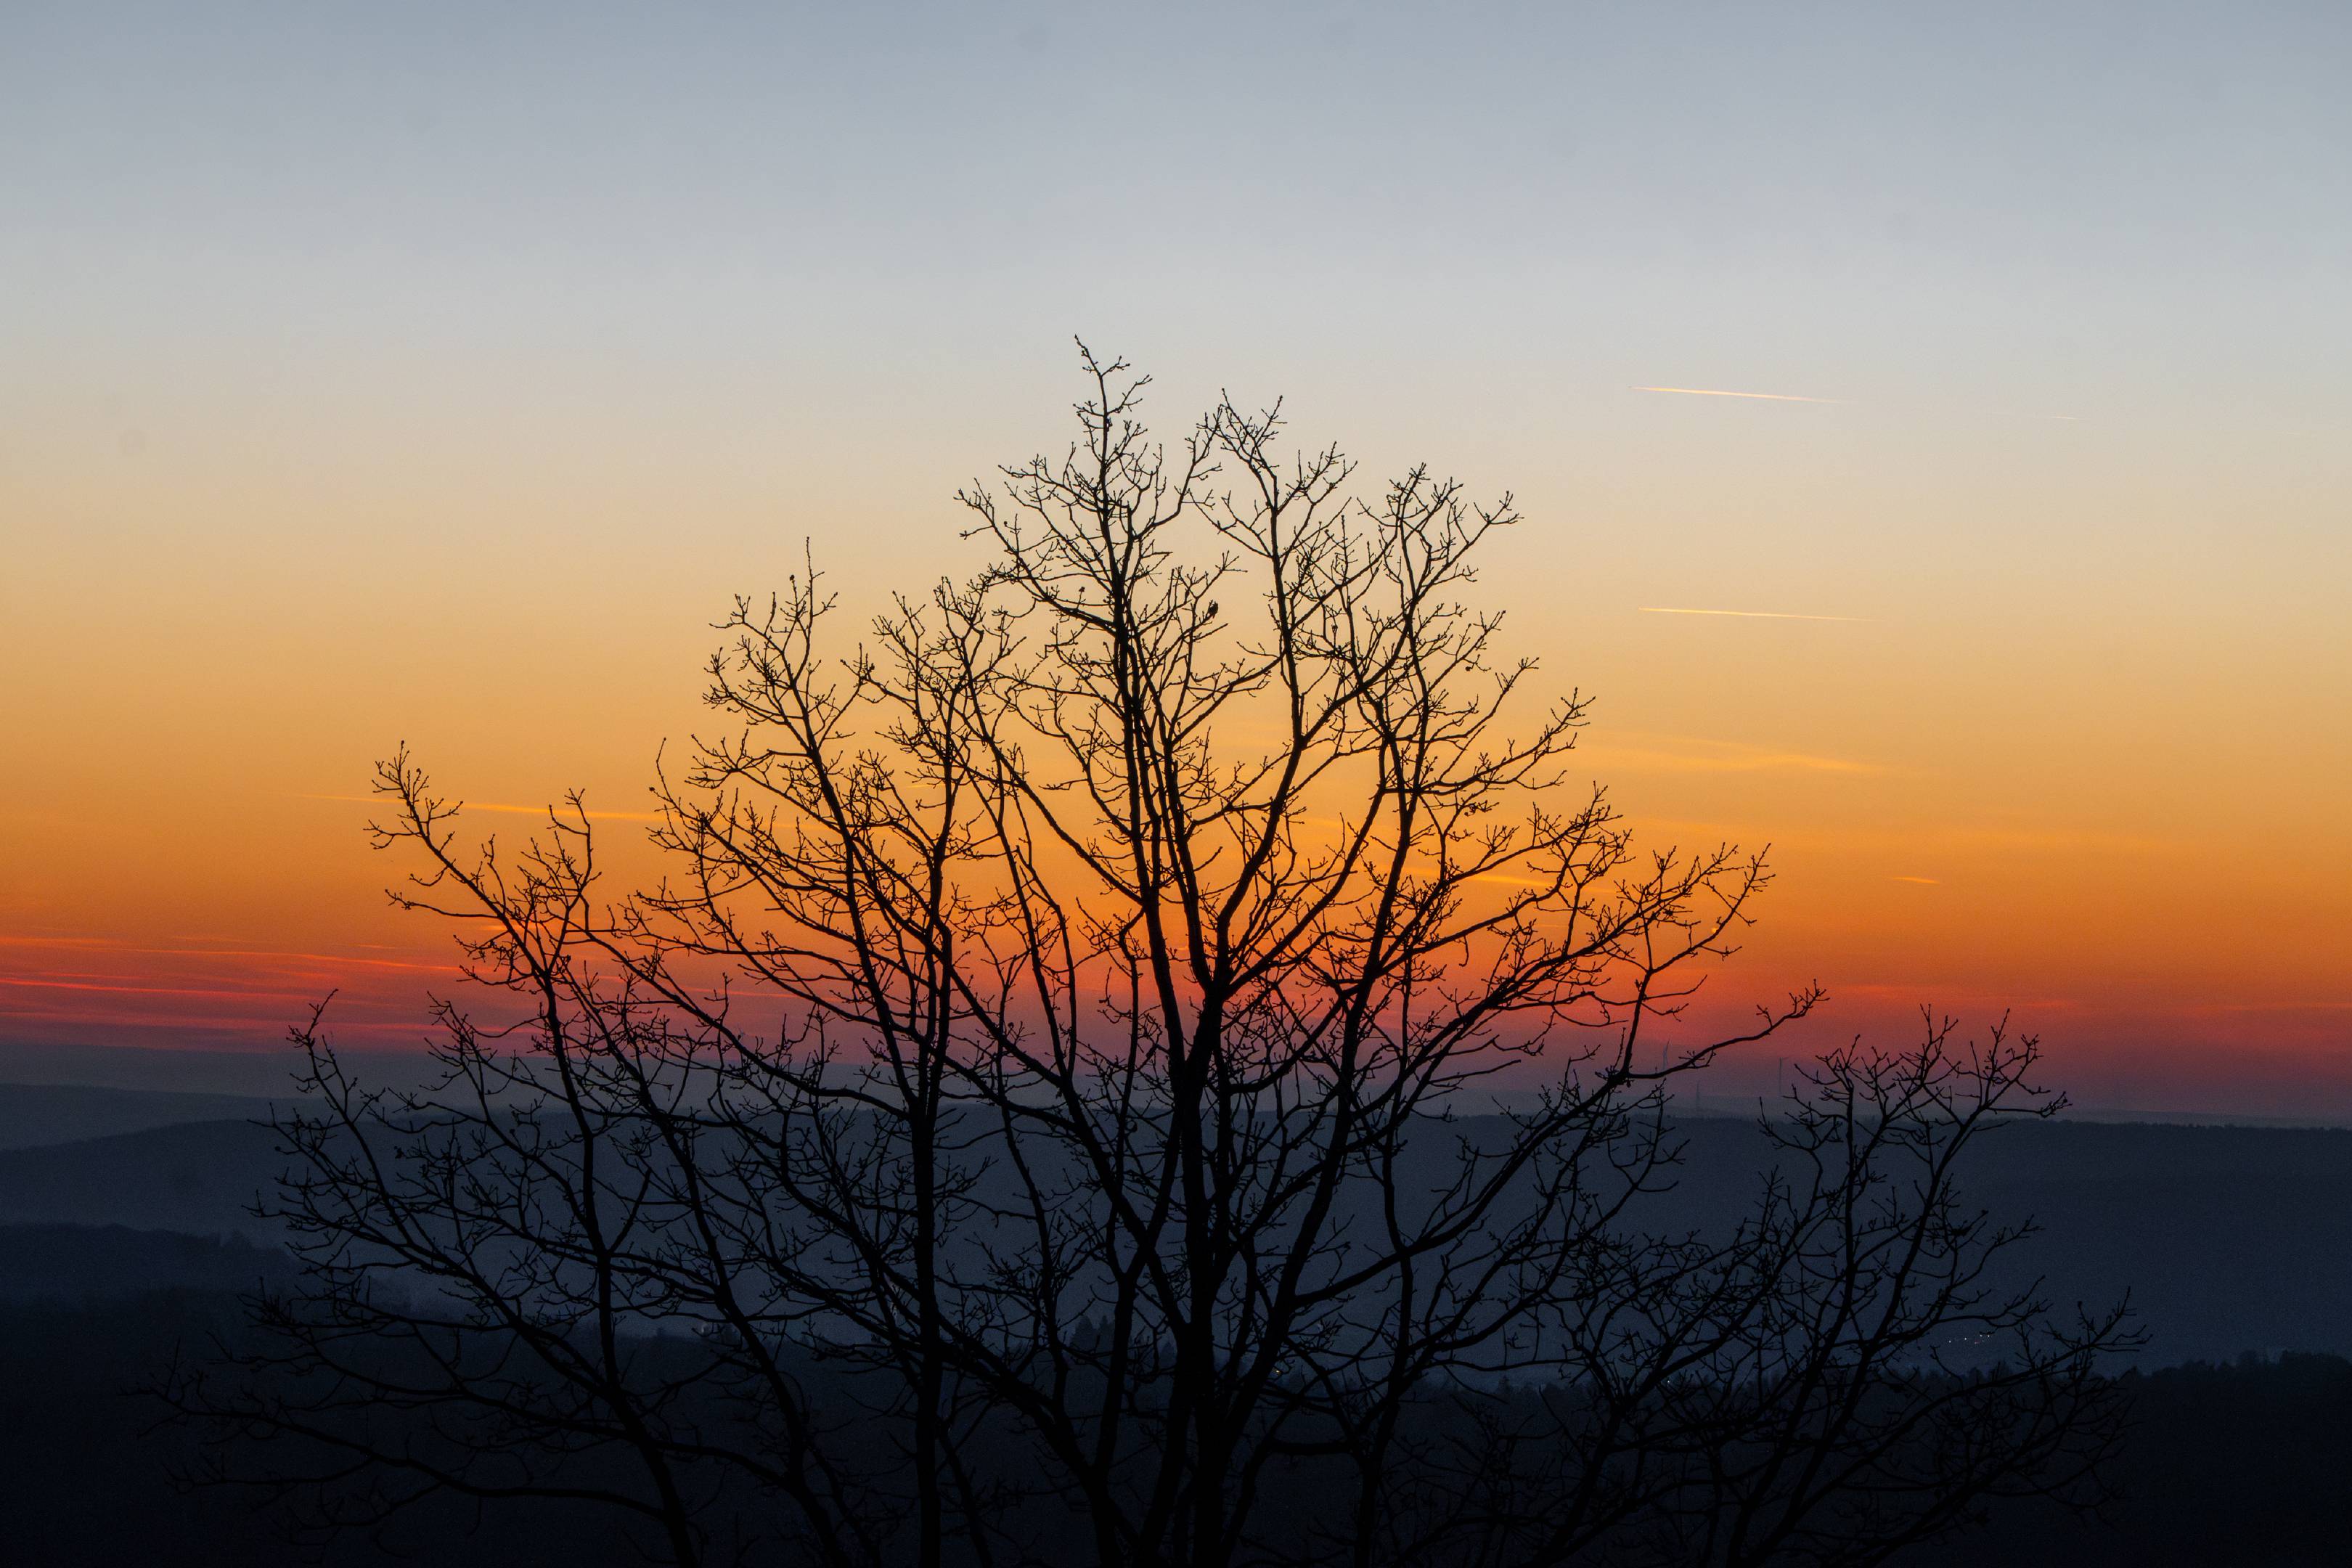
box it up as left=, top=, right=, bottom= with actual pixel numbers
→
left=172, top=348, right=2133, bottom=1567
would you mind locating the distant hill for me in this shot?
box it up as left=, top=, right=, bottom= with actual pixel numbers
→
left=1972, top=1122, right=2352, bottom=1368
left=0, top=1082, right=284, bottom=1152
left=0, top=1119, right=289, bottom=1237
left=0, top=1224, right=291, bottom=1300
left=1654, top=1116, right=2352, bottom=1366
left=2, top=1109, right=2349, bottom=1366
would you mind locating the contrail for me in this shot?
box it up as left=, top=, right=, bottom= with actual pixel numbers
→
left=1634, top=385, right=2081, bottom=418
left=1632, top=385, right=1844, bottom=404
left=1638, top=607, right=1869, bottom=623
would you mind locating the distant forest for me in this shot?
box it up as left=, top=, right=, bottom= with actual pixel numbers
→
left=2, top=1263, right=2348, bottom=1565
left=7, top=1103, right=2352, bottom=1566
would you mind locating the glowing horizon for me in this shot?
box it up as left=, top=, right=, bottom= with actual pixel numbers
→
left=3, top=4, right=2346, bottom=1119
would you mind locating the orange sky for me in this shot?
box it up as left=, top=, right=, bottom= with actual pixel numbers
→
left=3, top=4, right=2347, bottom=1115
left=5, top=401, right=2344, bottom=1115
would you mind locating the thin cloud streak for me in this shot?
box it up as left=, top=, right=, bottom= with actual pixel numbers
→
left=1635, top=385, right=2083, bottom=422
left=1632, top=385, right=1845, bottom=404
left=1624, top=816, right=2185, bottom=859
left=0, top=976, right=324, bottom=1002
left=1639, top=607, right=1870, bottom=623
left=0, top=934, right=447, bottom=972
left=2189, top=1000, right=2352, bottom=1014
left=292, top=792, right=664, bottom=823
left=1581, top=734, right=1885, bottom=777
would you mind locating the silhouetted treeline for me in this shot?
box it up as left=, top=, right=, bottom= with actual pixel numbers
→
left=0, top=1286, right=636, bottom=1566
left=2, top=1279, right=2347, bottom=1566
left=1908, top=1352, right=2352, bottom=1567
left=0, top=1222, right=291, bottom=1300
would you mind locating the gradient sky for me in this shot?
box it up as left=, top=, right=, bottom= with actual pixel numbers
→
left=4, top=1, right=2347, bottom=1114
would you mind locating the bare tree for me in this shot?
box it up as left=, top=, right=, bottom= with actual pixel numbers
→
left=171, top=348, right=2132, bottom=1568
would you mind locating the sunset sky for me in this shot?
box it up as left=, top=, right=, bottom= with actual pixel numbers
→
left=4, top=2, right=2347, bottom=1114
